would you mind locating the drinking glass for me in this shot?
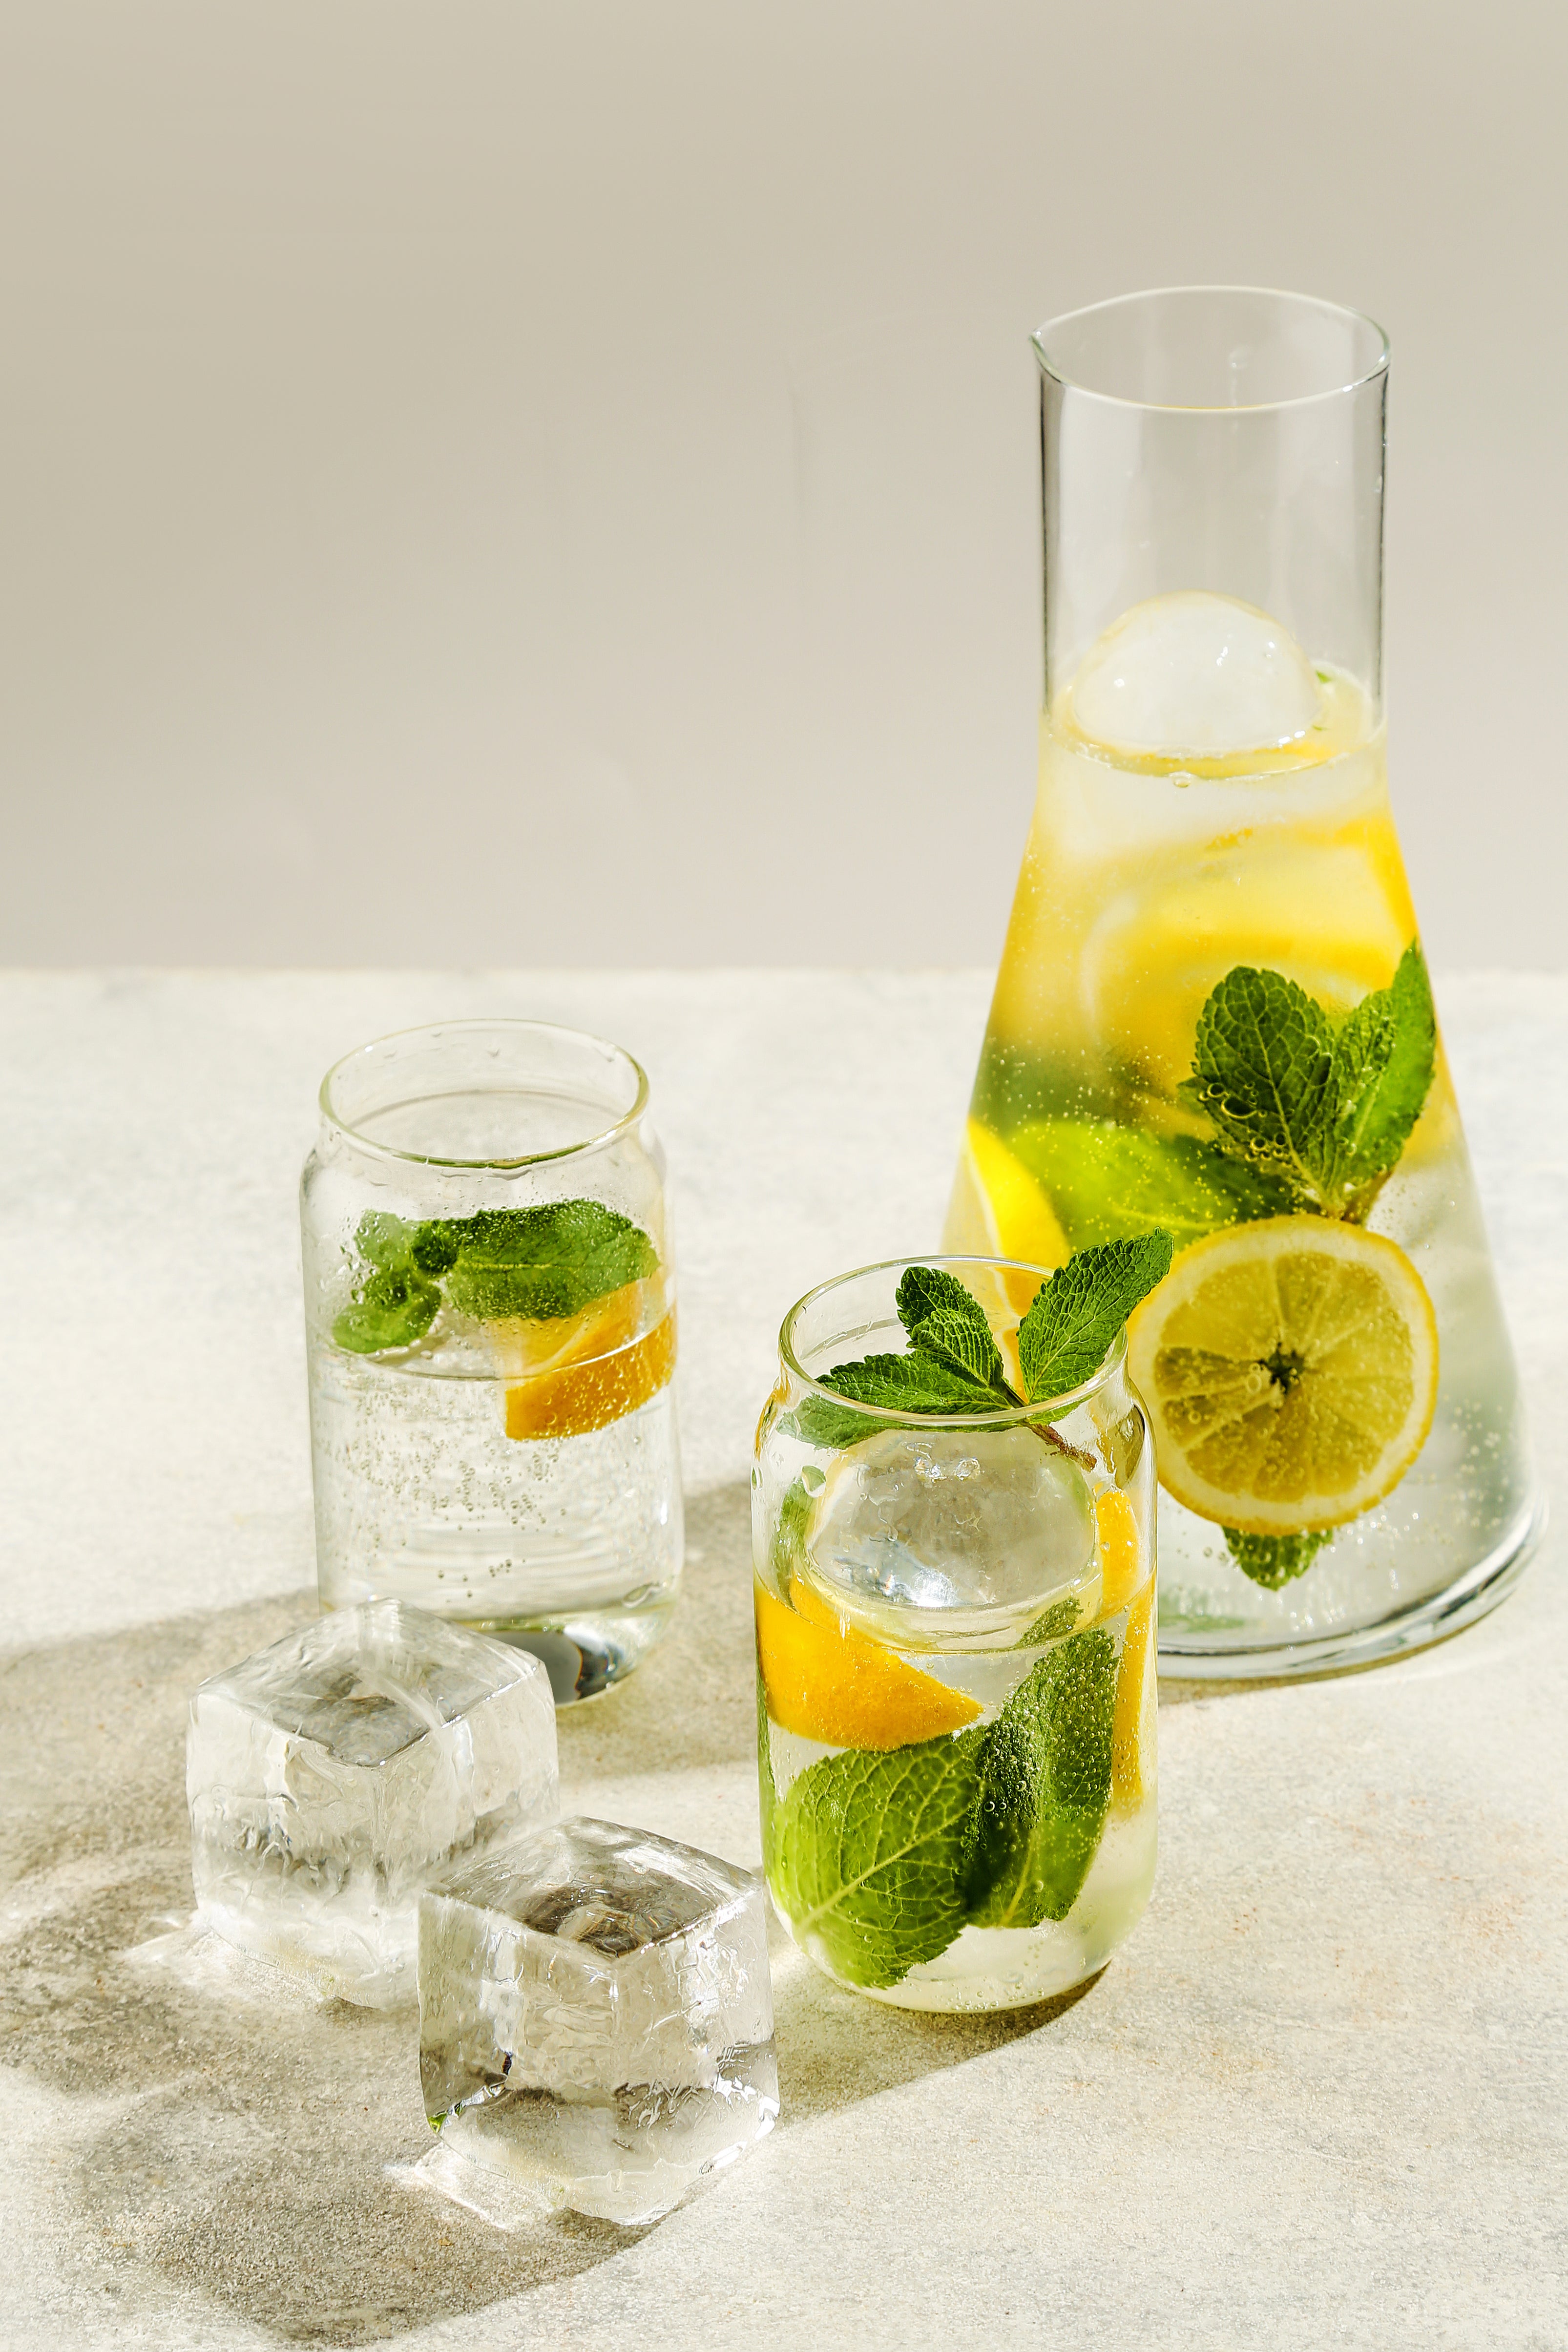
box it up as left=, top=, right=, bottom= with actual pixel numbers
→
left=301, top=1019, right=682, bottom=1702
left=753, top=1256, right=1156, bottom=2014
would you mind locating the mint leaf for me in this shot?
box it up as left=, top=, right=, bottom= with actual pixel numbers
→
left=1329, top=943, right=1436, bottom=1195
left=1179, top=966, right=1338, bottom=1204
left=354, top=1211, right=418, bottom=1271
left=1180, top=949, right=1436, bottom=1219
left=895, top=1264, right=991, bottom=1342
left=963, top=1629, right=1116, bottom=1928
left=1009, top=1118, right=1291, bottom=1248
left=441, top=1201, right=657, bottom=1322
left=1016, top=1234, right=1174, bottom=1403
left=1224, top=1526, right=1333, bottom=1588
left=769, top=1727, right=986, bottom=1987
left=788, top=1394, right=890, bottom=1452
left=1017, top=1594, right=1083, bottom=1646
left=789, top=1348, right=998, bottom=1451
left=904, top=1306, right=1015, bottom=1397
left=333, top=1264, right=441, bottom=1354
left=819, top=1350, right=997, bottom=1415
left=895, top=1265, right=1017, bottom=1400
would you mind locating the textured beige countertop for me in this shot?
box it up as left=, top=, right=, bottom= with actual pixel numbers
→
left=1, top=969, right=1564, bottom=2352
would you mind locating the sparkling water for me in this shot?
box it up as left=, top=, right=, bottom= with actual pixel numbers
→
left=952, top=595, right=1537, bottom=1663
left=309, top=1330, right=682, bottom=1703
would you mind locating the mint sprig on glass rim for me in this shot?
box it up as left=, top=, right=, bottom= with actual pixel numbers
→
left=332, top=1199, right=658, bottom=1355
left=788, top=1235, right=1174, bottom=1452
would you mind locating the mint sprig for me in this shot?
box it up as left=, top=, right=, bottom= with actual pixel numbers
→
left=332, top=1198, right=658, bottom=1355
left=1180, top=944, right=1435, bottom=1220
left=792, top=1240, right=1172, bottom=1448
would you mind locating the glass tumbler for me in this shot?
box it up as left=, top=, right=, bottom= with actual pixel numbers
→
left=753, top=1256, right=1156, bottom=2014
left=301, top=1019, right=682, bottom=1702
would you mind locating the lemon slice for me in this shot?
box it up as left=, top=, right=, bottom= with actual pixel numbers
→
left=1082, top=847, right=1411, bottom=1096
left=1127, top=1216, right=1438, bottom=1533
left=944, top=1117, right=1069, bottom=1270
left=1090, top=1489, right=1154, bottom=1809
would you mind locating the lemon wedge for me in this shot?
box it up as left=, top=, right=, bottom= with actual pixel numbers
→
left=754, top=1576, right=982, bottom=1749
left=502, top=1285, right=675, bottom=1440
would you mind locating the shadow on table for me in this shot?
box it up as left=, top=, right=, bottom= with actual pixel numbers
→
left=770, top=1949, right=1101, bottom=2125
left=0, top=1481, right=1098, bottom=2348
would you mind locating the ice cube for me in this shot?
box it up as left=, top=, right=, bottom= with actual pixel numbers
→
left=187, top=1600, right=557, bottom=2007
left=802, top=1426, right=1098, bottom=1650
left=414, top=1816, right=777, bottom=2226
left=1070, top=592, right=1321, bottom=758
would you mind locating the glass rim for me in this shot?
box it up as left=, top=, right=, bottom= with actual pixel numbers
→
left=318, top=1017, right=651, bottom=1171
left=778, top=1253, right=1129, bottom=1430
left=1032, top=284, right=1390, bottom=415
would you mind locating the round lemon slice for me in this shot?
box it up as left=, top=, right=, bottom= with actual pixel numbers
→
left=1126, top=1216, right=1438, bottom=1534
left=943, top=1117, right=1069, bottom=1270
left=1081, top=847, right=1412, bottom=1097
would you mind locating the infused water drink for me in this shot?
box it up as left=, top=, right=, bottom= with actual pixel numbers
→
left=951, top=605, right=1535, bottom=1660
left=945, top=284, right=1537, bottom=1674
left=754, top=1254, right=1162, bottom=2013
left=302, top=1022, right=682, bottom=1703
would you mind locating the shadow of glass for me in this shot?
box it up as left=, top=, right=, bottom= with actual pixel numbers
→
left=0, top=1476, right=1097, bottom=2342
left=0, top=1589, right=672, bottom=2344
left=769, top=1934, right=1104, bottom=2126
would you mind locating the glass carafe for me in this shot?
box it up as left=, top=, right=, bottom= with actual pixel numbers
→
left=946, top=287, right=1540, bottom=1674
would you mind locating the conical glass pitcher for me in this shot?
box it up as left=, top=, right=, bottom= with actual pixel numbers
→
left=946, top=286, right=1539, bottom=1675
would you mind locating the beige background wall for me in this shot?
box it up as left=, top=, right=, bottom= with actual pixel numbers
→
left=3, top=0, right=1564, bottom=970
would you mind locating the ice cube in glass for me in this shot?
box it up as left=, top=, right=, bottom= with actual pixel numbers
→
left=187, top=1599, right=558, bottom=2005
left=416, top=1816, right=777, bottom=2226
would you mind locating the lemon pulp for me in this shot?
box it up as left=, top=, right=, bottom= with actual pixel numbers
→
left=1127, top=1216, right=1438, bottom=1534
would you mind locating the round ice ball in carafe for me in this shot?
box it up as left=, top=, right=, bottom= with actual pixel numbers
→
left=1070, top=591, right=1321, bottom=758
left=799, top=1427, right=1097, bottom=1651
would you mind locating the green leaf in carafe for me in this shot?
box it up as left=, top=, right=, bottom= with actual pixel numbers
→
left=1008, top=1118, right=1293, bottom=1248
left=1223, top=1526, right=1334, bottom=1588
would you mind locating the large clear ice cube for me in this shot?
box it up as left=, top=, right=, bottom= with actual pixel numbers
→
left=1070, top=591, right=1321, bottom=758
left=187, top=1600, right=557, bottom=2006
left=803, top=1425, right=1097, bottom=1650
left=415, top=1816, right=777, bottom=2226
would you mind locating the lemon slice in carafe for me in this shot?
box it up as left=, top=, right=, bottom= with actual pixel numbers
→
left=1127, top=1216, right=1438, bottom=1534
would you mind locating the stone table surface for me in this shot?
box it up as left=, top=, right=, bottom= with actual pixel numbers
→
left=1, top=968, right=1564, bottom=2352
